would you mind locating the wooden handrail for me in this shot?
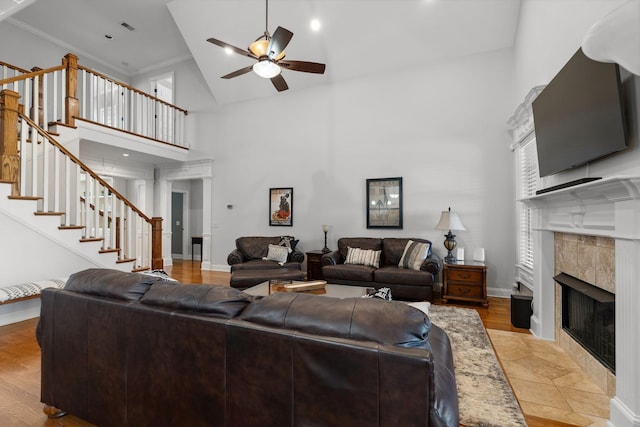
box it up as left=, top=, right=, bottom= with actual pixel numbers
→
left=0, top=61, right=30, bottom=74
left=0, top=64, right=66, bottom=87
left=78, top=64, right=188, bottom=115
left=20, top=113, right=152, bottom=222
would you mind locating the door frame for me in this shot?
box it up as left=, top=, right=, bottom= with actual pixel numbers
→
left=170, top=189, right=189, bottom=259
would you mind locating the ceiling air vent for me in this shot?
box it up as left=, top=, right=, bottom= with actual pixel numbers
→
left=121, top=22, right=135, bottom=31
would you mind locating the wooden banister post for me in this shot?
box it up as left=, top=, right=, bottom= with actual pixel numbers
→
left=30, top=67, right=44, bottom=127
left=0, top=90, right=21, bottom=196
left=151, top=217, right=163, bottom=269
left=64, top=53, right=79, bottom=127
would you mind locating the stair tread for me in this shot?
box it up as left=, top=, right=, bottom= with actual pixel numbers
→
left=132, top=266, right=150, bottom=272
left=59, top=225, right=84, bottom=230
left=116, top=258, right=136, bottom=264
left=8, top=195, right=41, bottom=200
left=80, top=237, right=103, bottom=242
left=35, top=211, right=65, bottom=216
left=99, top=248, right=120, bottom=254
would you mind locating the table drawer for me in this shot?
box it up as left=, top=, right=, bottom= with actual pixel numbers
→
left=446, top=269, right=482, bottom=283
left=447, top=283, right=483, bottom=298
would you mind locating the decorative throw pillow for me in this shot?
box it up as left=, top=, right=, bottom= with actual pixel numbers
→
left=263, top=244, right=289, bottom=266
left=345, top=246, right=381, bottom=268
left=278, top=236, right=299, bottom=253
left=398, top=240, right=430, bottom=270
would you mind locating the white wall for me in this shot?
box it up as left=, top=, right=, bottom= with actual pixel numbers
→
left=513, top=0, right=640, bottom=189
left=199, top=48, right=517, bottom=292
left=0, top=21, right=127, bottom=81
left=0, top=212, right=97, bottom=286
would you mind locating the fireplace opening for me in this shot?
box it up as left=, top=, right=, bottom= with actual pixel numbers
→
left=555, top=273, right=615, bottom=373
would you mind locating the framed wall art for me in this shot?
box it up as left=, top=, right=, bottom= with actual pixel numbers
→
left=269, top=187, right=293, bottom=226
left=366, top=177, right=403, bottom=229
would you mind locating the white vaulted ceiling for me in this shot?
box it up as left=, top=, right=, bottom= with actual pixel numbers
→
left=7, top=0, right=521, bottom=106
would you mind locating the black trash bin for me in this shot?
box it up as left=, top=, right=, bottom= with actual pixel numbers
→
left=510, top=294, right=533, bottom=329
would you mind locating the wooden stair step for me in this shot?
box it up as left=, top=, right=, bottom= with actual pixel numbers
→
left=99, top=248, right=120, bottom=254
left=116, top=258, right=136, bottom=264
left=80, top=237, right=103, bottom=243
left=8, top=195, right=41, bottom=201
left=35, top=211, right=65, bottom=216
left=59, top=225, right=84, bottom=230
left=132, top=266, right=150, bottom=273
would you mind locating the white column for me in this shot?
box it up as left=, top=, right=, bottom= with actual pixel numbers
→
left=201, top=176, right=212, bottom=271
left=530, top=226, right=555, bottom=340
left=610, top=199, right=640, bottom=427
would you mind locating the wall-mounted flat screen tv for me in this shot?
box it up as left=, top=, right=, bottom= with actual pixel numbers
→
left=532, top=48, right=628, bottom=178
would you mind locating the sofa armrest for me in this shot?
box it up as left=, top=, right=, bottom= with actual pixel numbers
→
left=321, top=250, right=341, bottom=266
left=421, top=253, right=441, bottom=275
left=289, top=249, right=305, bottom=264
left=227, top=249, right=246, bottom=266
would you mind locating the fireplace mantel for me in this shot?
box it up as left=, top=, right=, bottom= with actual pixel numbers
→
left=525, top=175, right=640, bottom=427
left=522, top=176, right=640, bottom=239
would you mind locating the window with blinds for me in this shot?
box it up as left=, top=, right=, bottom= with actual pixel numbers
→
left=517, top=136, right=539, bottom=271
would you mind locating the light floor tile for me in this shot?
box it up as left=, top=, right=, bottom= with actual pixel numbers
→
left=487, top=329, right=611, bottom=425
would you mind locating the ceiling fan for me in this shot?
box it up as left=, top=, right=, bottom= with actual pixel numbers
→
left=206, top=0, right=326, bottom=92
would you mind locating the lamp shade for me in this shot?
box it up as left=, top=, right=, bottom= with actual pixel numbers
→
left=434, top=208, right=466, bottom=231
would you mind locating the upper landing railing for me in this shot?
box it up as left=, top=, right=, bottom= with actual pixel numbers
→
left=0, top=53, right=188, bottom=148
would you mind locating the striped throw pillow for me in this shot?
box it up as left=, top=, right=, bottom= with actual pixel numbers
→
left=345, top=246, right=381, bottom=268
left=398, top=240, right=430, bottom=270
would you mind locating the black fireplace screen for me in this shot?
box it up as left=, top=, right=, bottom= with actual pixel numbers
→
left=555, top=273, right=615, bottom=373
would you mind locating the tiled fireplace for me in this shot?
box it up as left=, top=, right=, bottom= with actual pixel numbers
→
left=523, top=176, right=640, bottom=427
left=554, top=233, right=616, bottom=396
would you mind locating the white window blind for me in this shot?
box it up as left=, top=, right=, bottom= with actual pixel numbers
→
left=517, top=136, right=539, bottom=270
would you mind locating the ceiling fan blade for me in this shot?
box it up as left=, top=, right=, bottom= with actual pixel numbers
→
left=270, top=74, right=289, bottom=92
left=221, top=65, right=254, bottom=79
left=267, top=26, right=293, bottom=59
left=207, top=37, right=257, bottom=59
left=278, top=60, right=326, bottom=74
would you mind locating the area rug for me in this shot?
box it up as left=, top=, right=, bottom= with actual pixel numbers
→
left=427, top=305, right=527, bottom=427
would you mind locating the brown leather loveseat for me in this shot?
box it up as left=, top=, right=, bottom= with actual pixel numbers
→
left=322, top=237, right=441, bottom=301
left=38, top=268, right=459, bottom=427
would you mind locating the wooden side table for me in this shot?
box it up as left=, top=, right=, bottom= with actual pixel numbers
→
left=306, top=250, right=325, bottom=281
left=442, top=261, right=488, bottom=306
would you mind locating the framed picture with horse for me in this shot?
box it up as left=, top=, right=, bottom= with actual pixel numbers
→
left=269, top=187, right=293, bottom=226
left=366, top=177, right=403, bottom=229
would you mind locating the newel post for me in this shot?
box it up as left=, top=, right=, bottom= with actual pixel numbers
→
left=0, top=90, right=21, bottom=196
left=64, top=53, right=79, bottom=127
left=151, top=217, right=163, bottom=269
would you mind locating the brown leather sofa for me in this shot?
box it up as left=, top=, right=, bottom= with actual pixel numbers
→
left=227, top=236, right=305, bottom=289
left=38, top=268, right=459, bottom=427
left=322, top=237, right=441, bottom=301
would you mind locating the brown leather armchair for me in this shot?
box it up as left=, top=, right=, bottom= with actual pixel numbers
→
left=227, top=236, right=305, bottom=289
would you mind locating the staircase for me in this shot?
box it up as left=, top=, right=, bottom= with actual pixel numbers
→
left=0, top=54, right=186, bottom=281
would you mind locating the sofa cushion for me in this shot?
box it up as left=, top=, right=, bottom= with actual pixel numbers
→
left=64, top=268, right=174, bottom=301
left=278, top=235, right=299, bottom=251
left=322, top=264, right=376, bottom=282
left=230, top=259, right=300, bottom=272
left=140, top=283, right=253, bottom=318
left=238, top=292, right=430, bottom=347
left=236, top=236, right=282, bottom=260
left=374, top=266, right=434, bottom=287
left=398, top=240, right=431, bottom=270
left=382, top=238, right=432, bottom=266
left=262, top=244, right=290, bottom=265
left=345, top=246, right=381, bottom=268
left=337, top=238, right=382, bottom=260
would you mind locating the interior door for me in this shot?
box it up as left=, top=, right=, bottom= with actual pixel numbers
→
left=171, top=192, right=183, bottom=255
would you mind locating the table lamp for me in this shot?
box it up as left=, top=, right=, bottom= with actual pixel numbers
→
left=322, top=224, right=330, bottom=253
left=434, top=207, right=466, bottom=263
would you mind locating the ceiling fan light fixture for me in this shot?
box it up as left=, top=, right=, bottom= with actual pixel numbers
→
left=253, top=60, right=281, bottom=78
left=249, top=39, right=269, bottom=57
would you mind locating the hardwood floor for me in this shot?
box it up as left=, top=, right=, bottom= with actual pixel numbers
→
left=0, top=260, right=558, bottom=426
